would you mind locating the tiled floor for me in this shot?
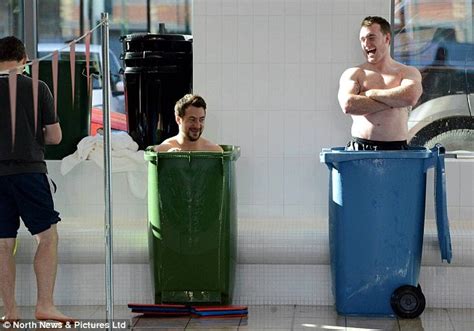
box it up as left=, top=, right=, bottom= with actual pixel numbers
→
left=5, top=305, right=474, bottom=330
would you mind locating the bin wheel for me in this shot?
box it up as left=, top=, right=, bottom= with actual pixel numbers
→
left=390, top=284, right=426, bottom=319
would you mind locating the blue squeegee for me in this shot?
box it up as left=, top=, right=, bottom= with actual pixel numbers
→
left=191, top=305, right=248, bottom=318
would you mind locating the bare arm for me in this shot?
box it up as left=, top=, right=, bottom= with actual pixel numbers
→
left=365, top=66, right=422, bottom=108
left=43, top=123, right=62, bottom=145
left=338, top=67, right=391, bottom=115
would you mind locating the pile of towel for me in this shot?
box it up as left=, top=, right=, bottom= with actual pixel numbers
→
left=60, top=131, right=147, bottom=199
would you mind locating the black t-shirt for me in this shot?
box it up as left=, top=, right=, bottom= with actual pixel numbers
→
left=0, top=74, right=58, bottom=175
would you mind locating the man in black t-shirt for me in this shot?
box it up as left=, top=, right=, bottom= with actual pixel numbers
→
left=0, top=36, right=73, bottom=322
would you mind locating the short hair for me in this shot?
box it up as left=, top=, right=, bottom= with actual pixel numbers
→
left=361, top=16, right=391, bottom=36
left=174, top=94, right=207, bottom=117
left=0, top=36, right=26, bottom=62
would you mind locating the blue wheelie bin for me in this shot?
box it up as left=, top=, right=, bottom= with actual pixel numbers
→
left=320, top=145, right=452, bottom=318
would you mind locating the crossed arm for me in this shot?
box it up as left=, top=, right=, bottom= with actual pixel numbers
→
left=338, top=67, right=422, bottom=116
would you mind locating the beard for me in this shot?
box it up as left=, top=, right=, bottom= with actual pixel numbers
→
left=186, top=128, right=202, bottom=142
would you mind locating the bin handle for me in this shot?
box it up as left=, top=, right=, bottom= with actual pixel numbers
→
left=217, top=156, right=226, bottom=224
left=219, top=156, right=225, bottom=223
left=144, top=146, right=241, bottom=161
left=144, top=147, right=157, bottom=161
left=431, top=144, right=452, bottom=263
left=217, top=156, right=226, bottom=284
left=146, top=148, right=161, bottom=240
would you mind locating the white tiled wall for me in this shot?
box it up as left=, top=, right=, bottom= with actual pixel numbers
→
left=193, top=0, right=391, bottom=220
left=193, top=0, right=474, bottom=223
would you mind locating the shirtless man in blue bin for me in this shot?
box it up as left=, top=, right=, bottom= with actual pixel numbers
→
left=338, top=16, right=423, bottom=151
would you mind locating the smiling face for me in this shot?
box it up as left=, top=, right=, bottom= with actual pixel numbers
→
left=359, top=23, right=391, bottom=64
left=177, top=105, right=206, bottom=142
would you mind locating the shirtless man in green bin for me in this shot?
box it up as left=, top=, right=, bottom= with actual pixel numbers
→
left=154, top=94, right=223, bottom=152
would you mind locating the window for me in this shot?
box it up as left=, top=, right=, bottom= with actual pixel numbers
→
left=108, top=0, right=191, bottom=64
left=35, top=1, right=192, bottom=68
left=0, top=0, right=23, bottom=38
left=393, top=0, right=474, bottom=151
left=38, top=0, right=81, bottom=43
left=34, top=0, right=192, bottom=115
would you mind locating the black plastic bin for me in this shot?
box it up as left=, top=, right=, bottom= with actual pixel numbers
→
left=121, top=33, right=192, bottom=149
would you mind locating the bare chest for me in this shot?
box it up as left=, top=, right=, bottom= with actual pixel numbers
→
left=361, top=70, right=402, bottom=91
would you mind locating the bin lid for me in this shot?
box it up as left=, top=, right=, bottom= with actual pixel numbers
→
left=120, top=33, right=192, bottom=42
left=433, top=146, right=452, bottom=263
left=320, top=147, right=433, bottom=164
left=121, top=33, right=192, bottom=53
left=144, top=145, right=240, bottom=162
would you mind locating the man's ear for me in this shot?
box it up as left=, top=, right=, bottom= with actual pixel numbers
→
left=20, top=56, right=28, bottom=74
left=176, top=115, right=182, bottom=125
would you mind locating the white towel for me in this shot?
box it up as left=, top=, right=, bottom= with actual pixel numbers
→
left=61, top=131, right=147, bottom=199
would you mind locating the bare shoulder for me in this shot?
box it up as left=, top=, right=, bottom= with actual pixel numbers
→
left=201, top=138, right=223, bottom=152
left=396, top=61, right=421, bottom=79
left=154, top=137, right=179, bottom=152
left=339, top=66, right=365, bottom=96
left=339, top=67, right=366, bottom=91
left=340, top=66, right=364, bottom=80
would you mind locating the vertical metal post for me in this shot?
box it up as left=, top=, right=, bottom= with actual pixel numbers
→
left=101, top=12, right=114, bottom=329
left=147, top=0, right=151, bottom=32
left=80, top=0, right=84, bottom=36
left=23, top=0, right=37, bottom=59
left=390, top=0, right=395, bottom=56
left=184, top=0, right=191, bottom=34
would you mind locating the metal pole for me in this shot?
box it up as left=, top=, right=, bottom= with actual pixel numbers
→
left=390, top=0, right=395, bottom=56
left=23, top=0, right=37, bottom=59
left=147, top=0, right=151, bottom=32
left=80, top=0, right=84, bottom=36
left=184, top=0, right=191, bottom=34
left=101, top=12, right=114, bottom=329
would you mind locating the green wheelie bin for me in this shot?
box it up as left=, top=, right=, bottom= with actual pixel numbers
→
left=38, top=60, right=92, bottom=160
left=144, top=145, right=240, bottom=304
